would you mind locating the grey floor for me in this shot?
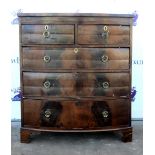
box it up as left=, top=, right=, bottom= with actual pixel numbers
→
left=11, top=121, right=142, bottom=155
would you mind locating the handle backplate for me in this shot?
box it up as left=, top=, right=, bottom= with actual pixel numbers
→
left=101, top=55, right=108, bottom=63
left=102, top=110, right=109, bottom=118
left=44, top=109, right=52, bottom=118
left=44, top=80, right=51, bottom=89
left=102, top=82, right=109, bottom=89
left=44, top=55, right=51, bottom=63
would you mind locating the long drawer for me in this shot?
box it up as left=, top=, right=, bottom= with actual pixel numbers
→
left=78, top=25, right=130, bottom=45
left=23, top=99, right=130, bottom=129
left=22, top=47, right=129, bottom=70
left=21, top=24, right=74, bottom=44
left=23, top=72, right=130, bottom=97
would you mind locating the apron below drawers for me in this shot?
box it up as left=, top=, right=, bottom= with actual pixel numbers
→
left=23, top=99, right=130, bottom=129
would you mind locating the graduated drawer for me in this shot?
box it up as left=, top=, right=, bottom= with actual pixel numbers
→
left=21, top=24, right=74, bottom=44
left=23, top=72, right=130, bottom=97
left=23, top=99, right=130, bottom=129
left=22, top=47, right=129, bottom=70
left=78, top=25, right=130, bottom=45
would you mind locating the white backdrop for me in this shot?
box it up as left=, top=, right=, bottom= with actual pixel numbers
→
left=9, top=0, right=143, bottom=120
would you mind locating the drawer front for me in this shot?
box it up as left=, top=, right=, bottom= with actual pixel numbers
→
left=78, top=25, right=130, bottom=45
left=23, top=99, right=130, bottom=129
left=22, top=47, right=129, bottom=70
left=23, top=72, right=129, bottom=97
left=21, top=25, right=74, bottom=44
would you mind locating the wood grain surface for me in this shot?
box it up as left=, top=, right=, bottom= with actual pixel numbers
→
left=22, top=47, right=129, bottom=70
left=23, top=99, right=130, bottom=129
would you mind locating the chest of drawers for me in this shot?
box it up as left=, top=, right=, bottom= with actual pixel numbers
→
left=18, top=13, right=133, bottom=143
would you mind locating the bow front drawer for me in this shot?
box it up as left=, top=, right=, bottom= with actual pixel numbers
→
left=23, top=99, right=130, bottom=129
left=23, top=72, right=130, bottom=97
left=78, top=25, right=130, bottom=46
left=21, top=24, right=74, bottom=44
left=22, top=47, right=129, bottom=70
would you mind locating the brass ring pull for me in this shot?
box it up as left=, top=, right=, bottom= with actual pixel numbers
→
left=102, top=82, right=109, bottom=89
left=44, top=109, right=52, bottom=118
left=74, top=48, right=78, bottom=54
left=43, top=31, right=50, bottom=38
left=103, top=26, right=108, bottom=32
left=43, top=81, right=51, bottom=89
left=102, top=25, right=109, bottom=40
left=43, top=55, right=51, bottom=63
left=102, top=110, right=109, bottom=118
left=101, top=55, right=108, bottom=63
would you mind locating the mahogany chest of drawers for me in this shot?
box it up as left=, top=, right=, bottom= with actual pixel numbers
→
left=18, top=13, right=133, bottom=143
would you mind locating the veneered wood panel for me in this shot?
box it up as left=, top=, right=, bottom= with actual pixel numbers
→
left=22, top=47, right=129, bottom=70
left=23, top=72, right=130, bottom=97
left=21, top=25, right=74, bottom=44
left=23, top=99, right=130, bottom=129
left=78, top=25, right=130, bottom=45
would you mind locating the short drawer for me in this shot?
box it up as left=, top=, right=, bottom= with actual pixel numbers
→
left=22, top=47, right=129, bottom=70
left=23, top=99, right=130, bottom=129
left=21, top=24, right=74, bottom=44
left=78, top=25, right=130, bottom=45
left=23, top=72, right=130, bottom=97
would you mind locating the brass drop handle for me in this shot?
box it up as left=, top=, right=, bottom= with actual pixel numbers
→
left=102, top=110, right=109, bottom=118
left=102, top=25, right=109, bottom=40
left=43, top=55, right=51, bottom=63
left=101, top=55, right=108, bottom=63
left=43, top=25, right=50, bottom=38
left=43, top=80, right=51, bottom=89
left=102, top=82, right=109, bottom=89
left=44, top=109, right=52, bottom=118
